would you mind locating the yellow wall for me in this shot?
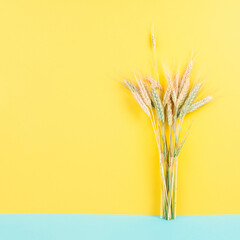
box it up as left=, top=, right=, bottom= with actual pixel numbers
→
left=0, top=0, right=239, bottom=214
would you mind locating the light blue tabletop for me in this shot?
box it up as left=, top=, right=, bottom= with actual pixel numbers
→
left=0, top=214, right=239, bottom=240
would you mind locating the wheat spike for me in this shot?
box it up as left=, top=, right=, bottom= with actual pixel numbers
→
left=143, top=81, right=153, bottom=103
left=137, top=79, right=151, bottom=107
left=179, top=82, right=202, bottom=118
left=179, top=60, right=193, bottom=94
left=177, top=77, right=190, bottom=108
left=151, top=33, right=156, bottom=49
left=133, top=92, right=151, bottom=117
left=174, top=70, right=180, bottom=96
left=123, top=80, right=138, bottom=92
left=152, top=85, right=165, bottom=123
left=166, top=101, right=173, bottom=126
left=188, top=96, right=212, bottom=113
left=166, top=72, right=177, bottom=105
left=163, top=85, right=171, bottom=106
left=124, top=80, right=151, bottom=117
left=151, top=25, right=156, bottom=49
left=145, top=76, right=162, bottom=90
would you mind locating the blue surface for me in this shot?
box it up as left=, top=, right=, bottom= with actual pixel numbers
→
left=0, top=214, right=239, bottom=240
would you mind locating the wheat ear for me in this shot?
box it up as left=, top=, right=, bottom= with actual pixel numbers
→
left=152, top=85, right=165, bottom=123
left=124, top=80, right=151, bottom=117
left=166, top=72, right=177, bottom=105
left=163, top=85, right=171, bottom=106
left=174, top=70, right=180, bottom=96
left=188, top=96, right=212, bottom=113
left=151, top=27, right=156, bottom=49
left=137, top=79, right=152, bottom=107
left=179, top=82, right=201, bottom=118
left=177, top=77, right=190, bottom=108
left=178, top=60, right=193, bottom=94
left=145, top=76, right=162, bottom=90
left=143, top=81, right=153, bottom=104
left=167, top=101, right=173, bottom=126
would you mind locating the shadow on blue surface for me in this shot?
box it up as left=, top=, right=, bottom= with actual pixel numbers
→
left=0, top=214, right=239, bottom=240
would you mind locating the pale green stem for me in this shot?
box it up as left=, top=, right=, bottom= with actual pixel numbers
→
left=160, top=184, right=163, bottom=218
left=153, top=47, right=159, bottom=83
left=149, top=110, right=168, bottom=215
left=174, top=117, right=184, bottom=154
left=173, top=157, right=178, bottom=219
left=167, top=161, right=175, bottom=219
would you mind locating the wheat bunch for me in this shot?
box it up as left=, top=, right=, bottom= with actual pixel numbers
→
left=122, top=31, right=213, bottom=220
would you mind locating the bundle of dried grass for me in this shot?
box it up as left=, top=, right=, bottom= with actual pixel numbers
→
left=122, top=30, right=212, bottom=220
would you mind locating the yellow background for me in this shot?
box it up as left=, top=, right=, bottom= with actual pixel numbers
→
left=0, top=0, right=239, bottom=214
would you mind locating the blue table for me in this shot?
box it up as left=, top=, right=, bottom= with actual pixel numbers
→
left=0, top=214, right=239, bottom=239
